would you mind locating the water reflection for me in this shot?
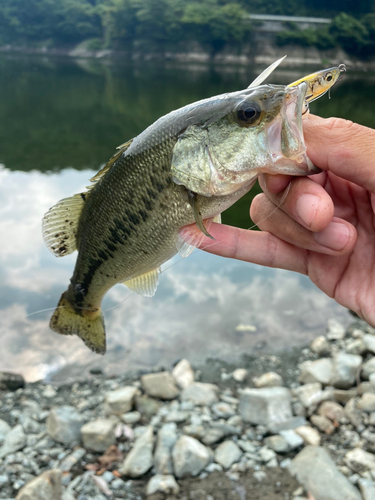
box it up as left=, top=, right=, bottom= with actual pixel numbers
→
left=1, top=55, right=373, bottom=381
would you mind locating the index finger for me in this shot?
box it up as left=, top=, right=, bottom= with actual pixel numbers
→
left=303, top=115, right=375, bottom=193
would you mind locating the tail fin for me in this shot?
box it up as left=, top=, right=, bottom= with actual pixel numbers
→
left=49, top=292, right=106, bottom=354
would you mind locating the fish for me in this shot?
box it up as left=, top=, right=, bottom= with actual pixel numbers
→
left=42, top=79, right=318, bottom=355
left=288, top=64, right=346, bottom=104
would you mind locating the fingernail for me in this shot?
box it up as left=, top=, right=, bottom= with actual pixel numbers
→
left=296, top=194, right=319, bottom=226
left=314, top=221, right=350, bottom=251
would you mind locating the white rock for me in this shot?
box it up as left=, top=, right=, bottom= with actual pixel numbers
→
left=214, top=441, right=242, bottom=468
left=46, top=406, right=84, bottom=445
left=318, top=401, right=345, bottom=422
left=239, top=387, right=292, bottom=425
left=154, top=423, right=178, bottom=475
left=364, top=335, right=375, bottom=354
left=104, top=386, right=138, bottom=415
left=310, top=336, right=331, bottom=356
left=172, top=436, right=210, bottom=478
left=279, top=430, right=304, bottom=450
left=359, top=393, right=375, bottom=412
left=172, top=360, right=194, bottom=389
left=264, top=435, right=289, bottom=453
left=0, top=424, right=26, bottom=458
left=146, top=474, right=180, bottom=495
left=142, top=372, right=180, bottom=400
left=0, top=419, right=10, bottom=444
left=358, top=478, right=375, bottom=500
left=363, top=358, right=375, bottom=380
left=293, top=383, right=325, bottom=408
left=121, top=426, right=154, bottom=477
left=330, top=353, right=362, bottom=389
left=15, top=469, right=62, bottom=500
left=180, top=382, right=219, bottom=406
left=42, top=386, right=57, bottom=398
left=254, top=372, right=283, bottom=388
left=290, top=446, right=361, bottom=500
left=121, top=411, right=141, bottom=425
left=81, top=418, right=116, bottom=452
left=298, top=359, right=333, bottom=386
left=327, top=318, right=346, bottom=340
left=346, top=339, right=367, bottom=355
left=232, top=369, right=248, bottom=382
left=211, top=402, right=235, bottom=419
left=295, top=426, right=321, bottom=446
left=345, top=448, right=375, bottom=473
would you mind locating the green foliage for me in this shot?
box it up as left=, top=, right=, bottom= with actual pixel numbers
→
left=329, top=12, right=369, bottom=54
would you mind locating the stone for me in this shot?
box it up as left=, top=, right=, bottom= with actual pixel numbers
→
left=59, top=448, right=86, bottom=472
left=46, top=406, right=84, bottom=445
left=172, top=436, right=210, bottom=478
left=346, top=339, right=367, bottom=355
left=232, top=369, right=248, bottom=382
left=330, top=353, right=362, bottom=389
left=42, top=386, right=57, bottom=398
left=310, top=336, right=331, bottom=356
left=345, top=398, right=363, bottom=427
left=121, top=411, right=141, bottom=425
left=327, top=318, right=346, bottom=340
left=180, top=382, right=219, bottom=406
left=267, top=416, right=307, bottom=434
left=254, top=372, right=283, bottom=388
left=19, top=415, right=41, bottom=434
left=298, top=359, right=333, bottom=386
left=293, top=383, right=325, bottom=408
left=318, top=401, right=345, bottom=422
left=81, top=418, right=116, bottom=452
left=364, top=335, right=375, bottom=354
left=264, top=435, right=289, bottom=453
left=0, top=371, right=25, bottom=391
left=279, top=430, right=304, bottom=450
left=358, top=478, right=375, bottom=500
left=214, top=441, right=242, bottom=468
left=15, top=469, right=62, bottom=500
left=104, top=386, right=138, bottom=415
left=165, top=410, right=189, bottom=423
left=0, top=424, right=26, bottom=458
left=154, top=423, right=178, bottom=475
left=310, top=414, right=335, bottom=434
left=259, top=446, right=277, bottom=463
left=146, top=474, right=180, bottom=495
left=211, top=402, right=235, bottom=419
left=121, top=425, right=154, bottom=477
left=290, top=446, right=361, bottom=500
left=172, top=359, right=194, bottom=389
left=295, top=425, right=321, bottom=446
left=239, top=387, right=292, bottom=425
left=359, top=393, right=375, bottom=412
left=334, top=389, right=358, bottom=404
left=0, top=419, right=10, bottom=444
left=135, top=394, right=161, bottom=418
left=201, top=423, right=240, bottom=446
left=363, top=358, right=375, bottom=380
left=345, top=448, right=375, bottom=473
left=141, top=372, right=179, bottom=400
left=359, top=382, right=375, bottom=395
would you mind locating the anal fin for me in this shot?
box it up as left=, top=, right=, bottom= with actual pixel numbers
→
left=123, top=268, right=161, bottom=297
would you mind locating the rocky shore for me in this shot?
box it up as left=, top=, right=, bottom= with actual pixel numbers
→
left=2, top=317, right=375, bottom=499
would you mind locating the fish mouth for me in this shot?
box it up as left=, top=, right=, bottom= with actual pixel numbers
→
left=266, top=82, right=320, bottom=176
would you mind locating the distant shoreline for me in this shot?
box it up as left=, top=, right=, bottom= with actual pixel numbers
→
left=1, top=43, right=375, bottom=71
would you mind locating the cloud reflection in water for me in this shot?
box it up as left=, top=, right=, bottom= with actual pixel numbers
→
left=0, top=165, right=349, bottom=382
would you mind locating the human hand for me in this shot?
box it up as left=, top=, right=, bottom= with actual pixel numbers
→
left=179, top=115, right=375, bottom=326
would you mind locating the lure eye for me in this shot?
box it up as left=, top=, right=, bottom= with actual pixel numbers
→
left=326, top=73, right=333, bottom=82
left=237, top=102, right=262, bottom=126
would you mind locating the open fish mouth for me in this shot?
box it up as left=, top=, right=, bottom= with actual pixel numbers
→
left=267, top=82, right=320, bottom=176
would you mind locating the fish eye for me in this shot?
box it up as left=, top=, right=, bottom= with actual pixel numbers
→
left=237, top=102, right=262, bottom=126
left=326, top=73, right=333, bottom=82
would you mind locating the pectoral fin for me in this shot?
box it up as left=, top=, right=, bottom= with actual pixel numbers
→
left=188, top=190, right=215, bottom=240
left=123, top=268, right=161, bottom=297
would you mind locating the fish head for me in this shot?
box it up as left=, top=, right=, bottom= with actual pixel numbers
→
left=172, top=82, right=319, bottom=197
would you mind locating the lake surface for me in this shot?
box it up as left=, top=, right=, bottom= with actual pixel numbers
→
left=1, top=54, right=374, bottom=382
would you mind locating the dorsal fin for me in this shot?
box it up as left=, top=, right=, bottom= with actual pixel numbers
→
left=42, top=193, right=86, bottom=257
left=123, top=268, right=161, bottom=297
left=248, top=56, right=286, bottom=89
left=88, top=139, right=133, bottom=186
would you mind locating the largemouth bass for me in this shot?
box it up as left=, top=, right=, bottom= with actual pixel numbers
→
left=43, top=81, right=317, bottom=354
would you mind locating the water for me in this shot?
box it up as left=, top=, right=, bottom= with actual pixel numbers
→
left=1, top=54, right=373, bottom=382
